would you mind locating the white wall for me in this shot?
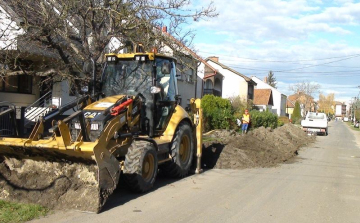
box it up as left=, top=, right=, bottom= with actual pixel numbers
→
left=255, top=105, right=272, bottom=112
left=335, top=104, right=342, bottom=116
left=195, top=63, right=204, bottom=98
left=0, top=92, right=36, bottom=107
left=0, top=76, right=40, bottom=107
left=207, top=61, right=247, bottom=100
left=252, top=76, right=287, bottom=116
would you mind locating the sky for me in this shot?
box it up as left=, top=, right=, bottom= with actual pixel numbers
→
left=188, top=0, right=360, bottom=103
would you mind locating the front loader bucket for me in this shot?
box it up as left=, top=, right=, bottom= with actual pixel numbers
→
left=0, top=138, right=120, bottom=213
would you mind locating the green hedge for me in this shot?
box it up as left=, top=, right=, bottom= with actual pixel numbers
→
left=249, top=110, right=278, bottom=129
left=201, top=95, right=233, bottom=131
left=200, top=95, right=280, bottom=131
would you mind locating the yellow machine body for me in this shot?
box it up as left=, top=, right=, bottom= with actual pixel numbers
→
left=0, top=51, right=203, bottom=213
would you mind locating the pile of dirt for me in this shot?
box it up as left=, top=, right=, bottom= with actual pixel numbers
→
left=0, top=158, right=102, bottom=213
left=201, top=123, right=315, bottom=169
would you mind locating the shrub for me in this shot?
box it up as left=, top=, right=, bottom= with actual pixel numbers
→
left=278, top=119, right=284, bottom=127
left=229, top=96, right=252, bottom=112
left=201, top=95, right=233, bottom=131
left=278, top=116, right=290, bottom=125
left=249, top=110, right=278, bottom=129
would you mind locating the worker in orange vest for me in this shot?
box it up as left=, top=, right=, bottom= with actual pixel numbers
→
left=242, top=109, right=250, bottom=134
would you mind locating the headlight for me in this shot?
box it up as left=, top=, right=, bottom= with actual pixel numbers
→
left=74, top=122, right=81, bottom=130
left=107, top=56, right=116, bottom=61
left=135, top=56, right=146, bottom=61
left=73, top=122, right=99, bottom=130
left=91, top=123, right=99, bottom=130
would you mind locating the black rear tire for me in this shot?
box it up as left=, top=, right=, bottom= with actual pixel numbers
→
left=123, top=142, right=158, bottom=193
left=160, top=122, right=194, bottom=178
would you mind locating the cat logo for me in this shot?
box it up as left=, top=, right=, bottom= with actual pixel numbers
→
left=84, top=112, right=101, bottom=119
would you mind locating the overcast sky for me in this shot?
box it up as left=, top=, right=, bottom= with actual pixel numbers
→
left=189, top=0, right=360, bottom=103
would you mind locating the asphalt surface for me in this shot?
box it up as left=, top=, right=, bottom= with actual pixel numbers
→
left=30, top=121, right=360, bottom=223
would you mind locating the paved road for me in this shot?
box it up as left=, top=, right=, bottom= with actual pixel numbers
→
left=31, top=121, right=360, bottom=223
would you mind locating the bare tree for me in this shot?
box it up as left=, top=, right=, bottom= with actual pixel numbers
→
left=289, top=81, right=321, bottom=116
left=0, top=0, right=217, bottom=92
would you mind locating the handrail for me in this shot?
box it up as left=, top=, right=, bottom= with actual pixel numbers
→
left=25, top=91, right=52, bottom=111
left=24, top=91, right=53, bottom=126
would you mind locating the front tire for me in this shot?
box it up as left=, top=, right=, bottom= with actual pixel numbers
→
left=123, top=142, right=158, bottom=192
left=161, top=122, right=194, bottom=178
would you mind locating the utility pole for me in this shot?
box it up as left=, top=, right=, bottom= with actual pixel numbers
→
left=353, top=97, right=357, bottom=124
left=355, top=86, right=360, bottom=124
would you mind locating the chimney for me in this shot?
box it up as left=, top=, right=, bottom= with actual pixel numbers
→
left=208, top=56, right=219, bottom=62
left=162, top=26, right=167, bottom=33
left=264, top=76, right=268, bottom=83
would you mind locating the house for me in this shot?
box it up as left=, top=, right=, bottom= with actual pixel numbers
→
left=1, top=1, right=218, bottom=112
left=205, top=57, right=256, bottom=101
left=253, top=89, right=273, bottom=112
left=334, top=101, right=346, bottom=118
left=0, top=2, right=59, bottom=107
left=286, top=98, right=295, bottom=118
left=202, top=62, right=223, bottom=97
left=251, top=76, right=287, bottom=116
left=158, top=27, right=223, bottom=108
left=287, top=92, right=315, bottom=116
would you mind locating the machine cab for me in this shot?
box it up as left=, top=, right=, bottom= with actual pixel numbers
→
left=102, top=53, right=179, bottom=136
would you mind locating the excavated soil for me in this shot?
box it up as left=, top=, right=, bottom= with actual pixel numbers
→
left=201, top=123, right=315, bottom=169
left=0, top=123, right=314, bottom=212
left=0, top=158, right=102, bottom=213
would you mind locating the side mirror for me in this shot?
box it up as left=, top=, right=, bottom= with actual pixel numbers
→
left=161, top=61, right=171, bottom=74
left=150, top=86, right=161, bottom=94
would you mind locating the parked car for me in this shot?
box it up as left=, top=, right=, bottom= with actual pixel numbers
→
left=344, top=117, right=349, bottom=122
left=301, top=112, right=328, bottom=136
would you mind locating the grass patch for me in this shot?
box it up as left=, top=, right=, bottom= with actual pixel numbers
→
left=202, top=136, right=217, bottom=143
left=0, top=200, right=48, bottom=223
left=345, top=121, right=360, bottom=131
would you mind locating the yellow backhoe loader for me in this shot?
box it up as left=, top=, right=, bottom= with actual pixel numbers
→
left=0, top=49, right=203, bottom=213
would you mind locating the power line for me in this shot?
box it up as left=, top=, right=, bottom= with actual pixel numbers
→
left=219, top=55, right=360, bottom=73
left=220, top=63, right=360, bottom=73
left=219, top=60, right=360, bottom=69
left=197, top=50, right=360, bottom=63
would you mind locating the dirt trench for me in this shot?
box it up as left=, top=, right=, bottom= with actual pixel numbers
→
left=0, top=124, right=314, bottom=212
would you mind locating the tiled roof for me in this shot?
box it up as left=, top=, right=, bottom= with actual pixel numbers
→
left=287, top=98, right=295, bottom=108
left=254, top=89, right=273, bottom=105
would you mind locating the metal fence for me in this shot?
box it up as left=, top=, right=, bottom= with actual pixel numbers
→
left=0, top=106, right=15, bottom=136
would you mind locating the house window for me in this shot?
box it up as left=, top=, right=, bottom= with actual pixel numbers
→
left=186, top=68, right=194, bottom=83
left=0, top=75, right=32, bottom=94
left=176, top=63, right=184, bottom=81
left=248, top=85, right=254, bottom=100
left=205, top=79, right=213, bottom=89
